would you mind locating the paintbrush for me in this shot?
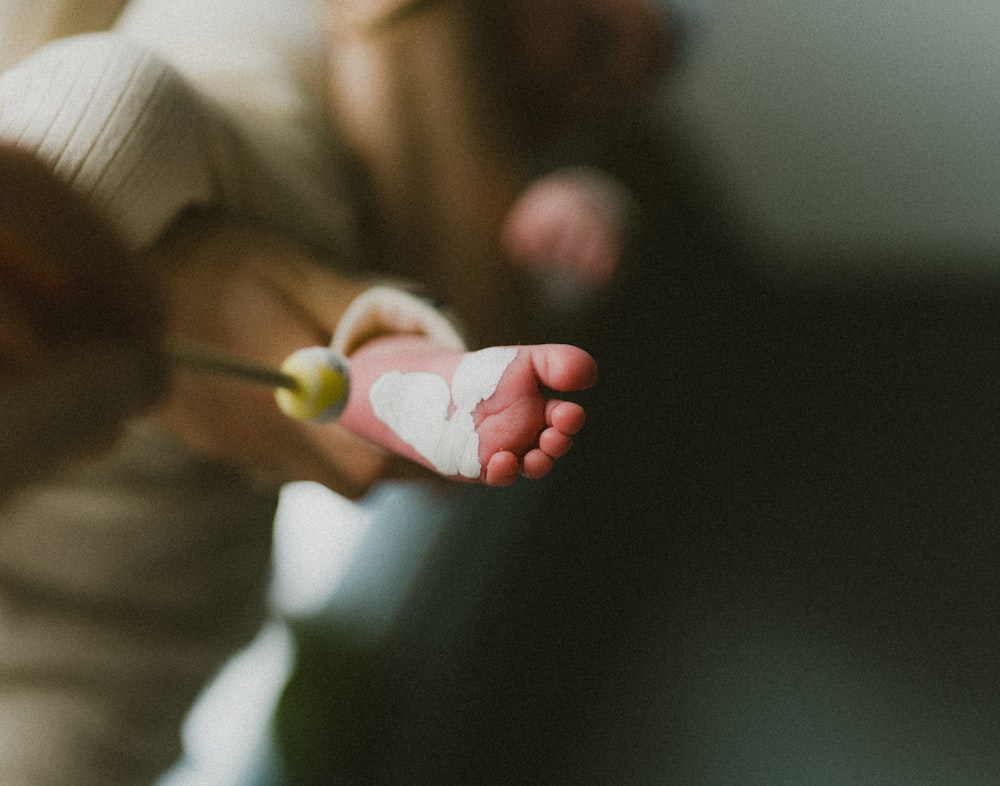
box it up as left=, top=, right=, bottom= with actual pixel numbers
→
left=167, top=342, right=350, bottom=423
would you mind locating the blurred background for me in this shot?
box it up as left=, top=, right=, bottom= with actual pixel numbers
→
left=161, top=1, right=1000, bottom=784
left=674, top=0, right=1000, bottom=262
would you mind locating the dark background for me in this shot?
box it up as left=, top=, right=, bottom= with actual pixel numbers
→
left=276, top=100, right=1000, bottom=783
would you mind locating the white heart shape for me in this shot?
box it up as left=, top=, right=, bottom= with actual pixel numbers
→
left=368, top=347, right=517, bottom=479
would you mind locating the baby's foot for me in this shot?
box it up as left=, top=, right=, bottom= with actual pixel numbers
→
left=339, top=335, right=598, bottom=486
left=501, top=167, right=637, bottom=296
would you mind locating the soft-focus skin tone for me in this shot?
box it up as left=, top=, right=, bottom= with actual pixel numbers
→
left=500, top=166, right=638, bottom=291
left=147, top=215, right=413, bottom=498
left=0, top=146, right=165, bottom=498
left=0, top=154, right=407, bottom=502
left=327, top=0, right=677, bottom=318
left=151, top=214, right=595, bottom=492
left=494, top=0, right=676, bottom=291
left=326, top=0, right=534, bottom=345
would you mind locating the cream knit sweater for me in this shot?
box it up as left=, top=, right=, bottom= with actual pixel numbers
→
left=0, top=4, right=365, bottom=783
left=0, top=0, right=358, bottom=260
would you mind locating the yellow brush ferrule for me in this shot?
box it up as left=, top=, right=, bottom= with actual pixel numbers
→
left=274, top=347, right=350, bottom=423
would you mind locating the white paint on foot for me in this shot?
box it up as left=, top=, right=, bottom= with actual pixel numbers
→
left=368, top=347, right=518, bottom=478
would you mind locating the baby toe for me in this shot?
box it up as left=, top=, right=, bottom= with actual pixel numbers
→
left=522, top=449, right=555, bottom=480
left=547, top=399, right=587, bottom=435
left=539, top=427, right=573, bottom=459
left=485, top=451, right=521, bottom=486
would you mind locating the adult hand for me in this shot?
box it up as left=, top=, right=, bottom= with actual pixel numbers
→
left=0, top=146, right=166, bottom=497
left=147, top=214, right=430, bottom=499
